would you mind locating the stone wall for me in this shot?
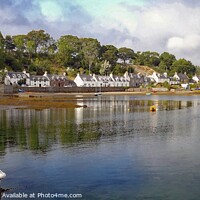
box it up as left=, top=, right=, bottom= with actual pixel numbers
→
left=4, top=85, right=126, bottom=94
left=0, top=84, right=4, bottom=94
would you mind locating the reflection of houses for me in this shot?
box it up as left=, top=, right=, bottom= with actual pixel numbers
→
left=4, top=70, right=30, bottom=85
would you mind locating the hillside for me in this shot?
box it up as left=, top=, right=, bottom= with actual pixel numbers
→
left=131, top=65, right=156, bottom=76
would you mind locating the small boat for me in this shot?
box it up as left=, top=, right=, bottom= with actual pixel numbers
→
left=0, top=170, right=6, bottom=180
left=146, top=92, right=152, bottom=96
left=94, top=92, right=102, bottom=96
left=150, top=105, right=156, bottom=112
left=0, top=170, right=6, bottom=187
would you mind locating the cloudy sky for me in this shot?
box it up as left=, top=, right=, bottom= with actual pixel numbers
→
left=1, top=0, right=200, bottom=65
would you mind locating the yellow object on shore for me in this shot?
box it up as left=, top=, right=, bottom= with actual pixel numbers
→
left=150, top=105, right=156, bottom=112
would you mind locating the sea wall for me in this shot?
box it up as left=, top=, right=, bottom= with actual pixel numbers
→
left=4, top=85, right=126, bottom=94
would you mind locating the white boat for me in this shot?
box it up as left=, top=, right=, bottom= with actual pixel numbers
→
left=0, top=170, right=6, bottom=180
left=146, top=92, right=152, bottom=96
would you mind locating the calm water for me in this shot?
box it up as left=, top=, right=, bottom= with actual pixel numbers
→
left=1, top=95, right=200, bottom=199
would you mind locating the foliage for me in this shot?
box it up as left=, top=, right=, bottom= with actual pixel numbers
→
left=80, top=37, right=101, bottom=73
left=118, top=47, right=135, bottom=64
left=159, top=52, right=176, bottom=71
left=134, top=51, right=160, bottom=67
left=0, top=29, right=198, bottom=78
left=162, top=81, right=171, bottom=90
left=171, top=58, right=196, bottom=75
left=18, top=78, right=26, bottom=86
left=100, top=45, right=118, bottom=67
left=99, top=60, right=111, bottom=75
left=113, top=64, right=126, bottom=75
left=57, top=35, right=81, bottom=68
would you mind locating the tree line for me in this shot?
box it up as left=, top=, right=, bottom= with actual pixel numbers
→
left=0, top=30, right=198, bottom=78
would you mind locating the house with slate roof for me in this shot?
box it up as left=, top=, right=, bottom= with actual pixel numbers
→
left=173, top=72, right=189, bottom=83
left=110, top=73, right=129, bottom=87
left=43, top=72, right=76, bottom=87
left=74, top=73, right=96, bottom=87
left=94, top=74, right=115, bottom=87
left=27, top=75, right=50, bottom=87
left=74, top=73, right=129, bottom=87
left=149, top=72, right=170, bottom=84
left=192, top=74, right=200, bottom=83
left=4, top=70, right=30, bottom=86
left=124, top=72, right=151, bottom=87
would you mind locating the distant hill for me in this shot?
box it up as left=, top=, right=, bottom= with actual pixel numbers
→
left=131, top=65, right=156, bottom=76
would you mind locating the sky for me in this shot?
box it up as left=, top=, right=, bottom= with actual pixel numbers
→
left=1, top=0, right=200, bottom=65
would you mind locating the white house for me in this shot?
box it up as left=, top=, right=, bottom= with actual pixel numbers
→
left=95, top=74, right=115, bottom=87
left=27, top=75, right=50, bottom=87
left=4, top=70, right=30, bottom=85
left=192, top=74, right=200, bottom=83
left=173, top=72, right=189, bottom=83
left=149, top=72, right=170, bottom=84
left=74, top=73, right=129, bottom=87
left=74, top=73, right=96, bottom=87
left=124, top=72, right=151, bottom=87
left=110, top=73, right=129, bottom=87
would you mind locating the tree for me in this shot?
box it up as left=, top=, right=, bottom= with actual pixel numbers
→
left=26, top=30, right=52, bottom=54
left=99, top=60, right=111, bottom=75
left=0, top=32, right=5, bottom=69
left=57, top=35, right=81, bottom=68
left=118, top=47, right=135, bottom=64
left=113, top=64, right=126, bottom=75
left=5, top=35, right=15, bottom=52
left=80, top=38, right=101, bottom=74
left=171, top=58, right=196, bottom=75
left=134, top=51, right=160, bottom=67
left=159, top=52, right=176, bottom=71
left=12, top=35, right=26, bottom=53
left=0, top=32, right=4, bottom=50
left=100, top=45, right=118, bottom=67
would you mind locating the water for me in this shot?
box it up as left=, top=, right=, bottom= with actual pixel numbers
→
left=1, top=95, right=200, bottom=199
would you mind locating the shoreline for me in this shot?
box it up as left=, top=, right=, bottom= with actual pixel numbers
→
left=0, top=90, right=200, bottom=110
left=1, top=90, right=200, bottom=97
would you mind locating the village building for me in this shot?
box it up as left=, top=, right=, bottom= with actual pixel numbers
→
left=74, top=73, right=129, bottom=87
left=43, top=72, right=76, bottom=87
left=173, top=72, right=189, bottom=83
left=192, top=74, right=200, bottom=83
left=27, top=75, right=50, bottom=87
left=148, top=72, right=170, bottom=84
left=73, top=74, right=95, bottom=87
left=110, top=73, right=129, bottom=87
left=4, top=70, right=30, bottom=86
left=124, top=72, right=151, bottom=87
left=94, top=74, right=115, bottom=87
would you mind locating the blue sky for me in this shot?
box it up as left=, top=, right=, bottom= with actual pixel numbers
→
left=1, top=0, right=200, bottom=65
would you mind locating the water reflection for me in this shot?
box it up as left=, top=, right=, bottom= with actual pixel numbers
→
left=0, top=96, right=194, bottom=156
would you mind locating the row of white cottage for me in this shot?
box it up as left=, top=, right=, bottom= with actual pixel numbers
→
left=4, top=71, right=150, bottom=88
left=4, top=70, right=200, bottom=88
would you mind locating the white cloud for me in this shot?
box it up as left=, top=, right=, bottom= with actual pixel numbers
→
left=91, top=1, right=200, bottom=65
left=39, top=1, right=64, bottom=22
left=2, top=0, right=200, bottom=65
left=167, top=35, right=200, bottom=50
